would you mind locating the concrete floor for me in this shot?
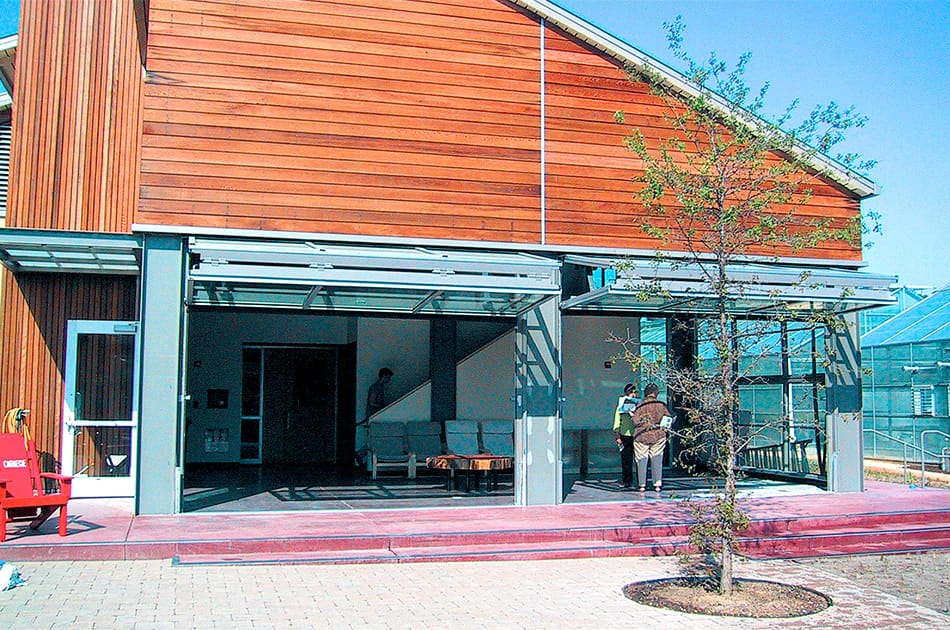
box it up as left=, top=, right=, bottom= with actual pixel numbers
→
left=181, top=463, right=824, bottom=512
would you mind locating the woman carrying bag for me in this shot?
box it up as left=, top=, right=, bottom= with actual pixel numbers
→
left=632, top=383, right=673, bottom=493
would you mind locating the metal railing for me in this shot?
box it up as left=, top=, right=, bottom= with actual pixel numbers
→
left=862, top=429, right=925, bottom=484
left=920, top=430, right=950, bottom=487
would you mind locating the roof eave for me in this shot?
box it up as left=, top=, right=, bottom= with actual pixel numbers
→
left=0, top=34, right=17, bottom=96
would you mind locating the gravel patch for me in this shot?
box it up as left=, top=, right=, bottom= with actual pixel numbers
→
left=793, top=551, right=949, bottom=614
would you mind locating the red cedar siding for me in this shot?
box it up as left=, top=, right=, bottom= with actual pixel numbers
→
left=0, top=272, right=138, bottom=460
left=139, top=0, right=544, bottom=242
left=138, top=0, right=861, bottom=260
left=541, top=25, right=863, bottom=261
left=8, top=0, right=143, bottom=233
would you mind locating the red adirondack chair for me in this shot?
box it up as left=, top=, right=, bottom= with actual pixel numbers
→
left=0, top=430, right=72, bottom=542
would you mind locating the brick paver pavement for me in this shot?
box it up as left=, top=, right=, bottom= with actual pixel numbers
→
left=0, top=555, right=945, bottom=628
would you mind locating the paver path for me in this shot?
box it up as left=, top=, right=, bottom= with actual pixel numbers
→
left=0, top=555, right=945, bottom=628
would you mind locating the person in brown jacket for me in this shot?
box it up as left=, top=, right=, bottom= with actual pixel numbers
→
left=632, top=382, right=672, bottom=493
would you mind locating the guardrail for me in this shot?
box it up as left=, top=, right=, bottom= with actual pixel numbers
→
left=862, top=429, right=924, bottom=484
left=920, top=429, right=950, bottom=487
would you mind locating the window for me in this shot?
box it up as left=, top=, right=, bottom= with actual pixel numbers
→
left=912, top=386, right=935, bottom=416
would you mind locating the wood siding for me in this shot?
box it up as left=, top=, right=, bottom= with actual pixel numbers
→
left=140, top=0, right=544, bottom=242
left=139, top=0, right=863, bottom=261
left=0, top=271, right=137, bottom=467
left=7, top=0, right=144, bottom=232
left=541, top=27, right=863, bottom=261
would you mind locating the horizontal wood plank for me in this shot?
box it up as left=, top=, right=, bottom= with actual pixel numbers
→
left=138, top=0, right=863, bottom=259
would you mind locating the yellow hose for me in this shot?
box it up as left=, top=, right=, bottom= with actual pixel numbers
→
left=1, top=407, right=33, bottom=443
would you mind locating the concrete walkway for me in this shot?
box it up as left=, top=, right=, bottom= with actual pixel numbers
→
left=1, top=554, right=947, bottom=628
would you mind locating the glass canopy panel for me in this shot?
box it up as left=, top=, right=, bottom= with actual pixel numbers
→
left=561, top=289, right=778, bottom=314
left=0, top=229, right=141, bottom=274
left=192, top=283, right=312, bottom=308
left=318, top=287, right=436, bottom=313
left=560, top=256, right=896, bottom=315
left=421, top=291, right=540, bottom=317
left=187, top=239, right=561, bottom=317
left=190, top=282, right=551, bottom=316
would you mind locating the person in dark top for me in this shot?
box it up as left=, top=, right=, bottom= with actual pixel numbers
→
left=365, top=367, right=393, bottom=421
left=355, top=367, right=393, bottom=468
left=612, top=383, right=640, bottom=488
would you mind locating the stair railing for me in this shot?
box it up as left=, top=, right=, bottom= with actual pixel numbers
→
left=862, top=429, right=921, bottom=484
left=920, top=429, right=950, bottom=487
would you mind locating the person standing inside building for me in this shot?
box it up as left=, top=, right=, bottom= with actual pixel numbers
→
left=633, top=382, right=672, bottom=493
left=365, top=367, right=393, bottom=421
left=612, top=383, right=639, bottom=489
left=356, top=367, right=394, bottom=468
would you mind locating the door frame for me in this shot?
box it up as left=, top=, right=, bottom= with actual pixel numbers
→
left=245, top=344, right=340, bottom=466
left=62, top=319, right=140, bottom=497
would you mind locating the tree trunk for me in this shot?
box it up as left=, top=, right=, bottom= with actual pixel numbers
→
left=717, top=259, right=736, bottom=597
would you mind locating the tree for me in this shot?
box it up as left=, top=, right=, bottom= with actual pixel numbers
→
left=612, top=18, right=879, bottom=596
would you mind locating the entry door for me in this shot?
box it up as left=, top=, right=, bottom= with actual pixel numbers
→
left=261, top=347, right=337, bottom=464
left=62, top=320, right=139, bottom=497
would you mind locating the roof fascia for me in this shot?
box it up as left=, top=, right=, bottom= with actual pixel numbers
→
left=512, top=0, right=878, bottom=198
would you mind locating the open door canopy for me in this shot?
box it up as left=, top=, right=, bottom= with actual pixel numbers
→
left=188, top=238, right=561, bottom=317
left=561, top=256, right=896, bottom=315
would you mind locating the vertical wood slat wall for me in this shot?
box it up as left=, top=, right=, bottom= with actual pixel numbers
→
left=7, top=0, right=144, bottom=232
left=0, top=271, right=137, bottom=465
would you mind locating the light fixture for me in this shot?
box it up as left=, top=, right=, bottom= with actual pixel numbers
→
left=903, top=365, right=937, bottom=373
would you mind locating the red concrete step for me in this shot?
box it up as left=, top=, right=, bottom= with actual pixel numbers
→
left=745, top=508, right=950, bottom=537
left=170, top=511, right=950, bottom=566
left=160, top=523, right=692, bottom=560
left=173, top=525, right=950, bottom=567
left=740, top=522, right=950, bottom=559
left=6, top=499, right=945, bottom=564
left=172, top=537, right=693, bottom=566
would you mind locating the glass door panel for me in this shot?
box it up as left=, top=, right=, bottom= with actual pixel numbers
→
left=63, top=321, right=139, bottom=497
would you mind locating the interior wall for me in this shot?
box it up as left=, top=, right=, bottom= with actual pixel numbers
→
left=456, top=329, right=516, bottom=422
left=185, top=310, right=354, bottom=464
left=354, top=318, right=430, bottom=449
left=561, top=315, right=641, bottom=429
left=368, top=319, right=515, bottom=425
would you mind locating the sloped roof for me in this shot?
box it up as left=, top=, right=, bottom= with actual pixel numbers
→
left=0, top=34, right=14, bottom=111
left=512, top=0, right=877, bottom=198
left=862, top=285, right=950, bottom=346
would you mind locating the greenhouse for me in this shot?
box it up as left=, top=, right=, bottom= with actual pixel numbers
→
left=862, top=285, right=950, bottom=468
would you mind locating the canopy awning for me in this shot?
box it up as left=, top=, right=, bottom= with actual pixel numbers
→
left=188, top=238, right=561, bottom=317
left=0, top=229, right=141, bottom=274
left=561, top=255, right=896, bottom=315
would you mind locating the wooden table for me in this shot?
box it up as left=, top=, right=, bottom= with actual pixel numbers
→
left=426, top=455, right=513, bottom=491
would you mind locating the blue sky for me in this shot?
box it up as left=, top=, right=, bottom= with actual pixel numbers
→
left=0, top=0, right=13, bottom=38
left=0, top=0, right=946, bottom=287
